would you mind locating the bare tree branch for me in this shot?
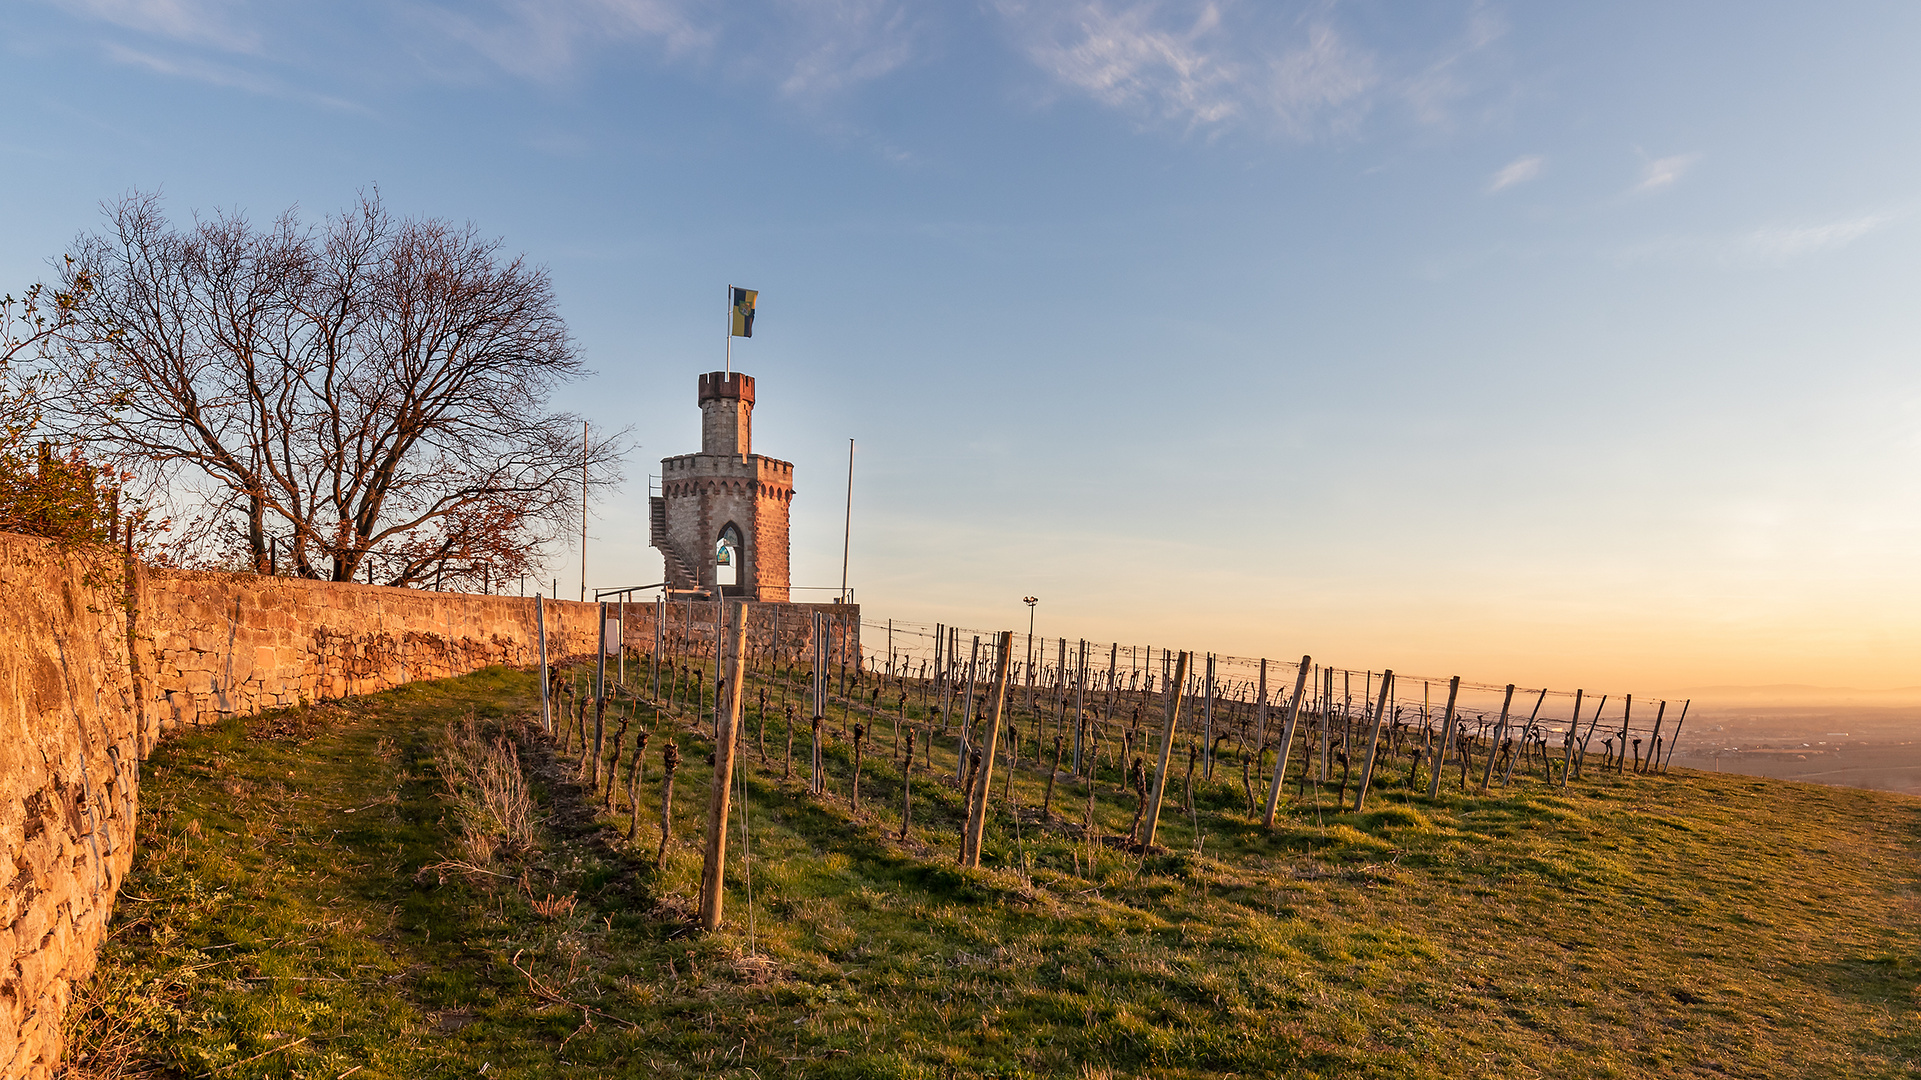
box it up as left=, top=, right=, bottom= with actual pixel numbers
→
left=37, top=191, right=624, bottom=587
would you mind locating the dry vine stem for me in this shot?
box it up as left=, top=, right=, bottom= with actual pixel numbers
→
left=658, top=741, right=679, bottom=866
left=900, top=728, right=914, bottom=840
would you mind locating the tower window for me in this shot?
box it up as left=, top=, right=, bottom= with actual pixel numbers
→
left=716, top=524, right=743, bottom=588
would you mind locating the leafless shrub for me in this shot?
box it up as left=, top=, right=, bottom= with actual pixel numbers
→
left=437, top=711, right=536, bottom=864
left=59, top=956, right=189, bottom=1080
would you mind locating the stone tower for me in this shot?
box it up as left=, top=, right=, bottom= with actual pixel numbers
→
left=650, top=372, right=793, bottom=601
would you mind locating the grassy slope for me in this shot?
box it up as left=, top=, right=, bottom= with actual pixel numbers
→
left=63, top=666, right=1921, bottom=1079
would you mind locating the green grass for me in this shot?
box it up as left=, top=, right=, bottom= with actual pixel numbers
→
left=64, top=664, right=1921, bottom=1078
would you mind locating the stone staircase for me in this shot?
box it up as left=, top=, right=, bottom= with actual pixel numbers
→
left=649, top=497, right=698, bottom=590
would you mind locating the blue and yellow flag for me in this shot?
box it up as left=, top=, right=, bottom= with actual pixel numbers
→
left=731, top=287, right=757, bottom=338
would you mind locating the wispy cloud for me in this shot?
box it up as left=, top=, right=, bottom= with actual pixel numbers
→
left=409, top=0, right=922, bottom=99
left=103, top=41, right=370, bottom=111
left=44, top=0, right=927, bottom=125
left=47, top=0, right=261, bottom=52
left=996, top=1, right=1499, bottom=139
left=1487, top=154, right=1541, bottom=192
left=1609, top=209, right=1905, bottom=268
left=415, top=0, right=710, bottom=84
left=1401, top=4, right=1507, bottom=129
left=1264, top=21, right=1378, bottom=137
left=1740, top=213, right=1898, bottom=263
left=998, top=0, right=1245, bottom=127
left=775, top=0, right=921, bottom=98
left=1635, top=152, right=1699, bottom=192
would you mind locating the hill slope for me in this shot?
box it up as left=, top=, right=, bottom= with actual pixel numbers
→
left=63, top=667, right=1921, bottom=1079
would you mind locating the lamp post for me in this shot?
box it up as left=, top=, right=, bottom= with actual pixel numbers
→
left=1022, top=596, right=1039, bottom=685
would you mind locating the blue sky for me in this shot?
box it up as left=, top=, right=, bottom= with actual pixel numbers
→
left=7, top=1, right=1921, bottom=694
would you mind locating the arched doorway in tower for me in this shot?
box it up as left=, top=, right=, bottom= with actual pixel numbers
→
left=715, top=523, right=744, bottom=596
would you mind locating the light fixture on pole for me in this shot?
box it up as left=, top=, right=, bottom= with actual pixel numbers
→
left=1022, top=596, right=1039, bottom=677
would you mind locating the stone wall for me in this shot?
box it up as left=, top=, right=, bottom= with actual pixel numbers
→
left=0, top=528, right=860, bottom=1078
left=134, top=569, right=604, bottom=735
left=0, top=537, right=139, bottom=1080
left=629, top=597, right=860, bottom=671
left=135, top=581, right=859, bottom=733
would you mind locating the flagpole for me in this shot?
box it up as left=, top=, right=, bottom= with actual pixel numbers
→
left=725, top=283, right=732, bottom=377
left=839, top=438, right=854, bottom=604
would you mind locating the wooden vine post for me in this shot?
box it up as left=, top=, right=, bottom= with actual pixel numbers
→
left=1141, top=650, right=1193, bottom=849
left=1617, top=695, right=1633, bottom=774
left=1102, top=642, right=1120, bottom=734
left=1262, top=657, right=1312, bottom=828
left=1501, top=687, right=1548, bottom=786
left=1425, top=676, right=1462, bottom=800
left=1661, top=699, right=1691, bottom=772
left=1557, top=687, right=1584, bottom=788
left=1646, top=700, right=1668, bottom=775
left=1352, top=669, right=1395, bottom=811
left=698, top=601, right=749, bottom=933
left=1575, top=693, right=1606, bottom=778
left=960, top=631, right=1013, bottom=869
left=1478, top=684, right=1515, bottom=794
left=1255, top=659, right=1268, bottom=750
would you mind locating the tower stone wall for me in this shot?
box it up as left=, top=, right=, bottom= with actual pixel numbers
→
left=650, top=372, right=794, bottom=602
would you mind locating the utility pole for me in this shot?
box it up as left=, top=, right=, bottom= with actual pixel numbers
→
left=580, top=420, right=589, bottom=602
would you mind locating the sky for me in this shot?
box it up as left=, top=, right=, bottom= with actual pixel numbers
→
left=6, top=1, right=1921, bottom=699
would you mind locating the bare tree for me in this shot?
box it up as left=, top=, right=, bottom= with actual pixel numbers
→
left=1, top=266, right=91, bottom=450
left=38, top=191, right=621, bottom=586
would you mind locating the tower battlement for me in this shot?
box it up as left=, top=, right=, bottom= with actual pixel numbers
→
left=697, top=371, right=754, bottom=403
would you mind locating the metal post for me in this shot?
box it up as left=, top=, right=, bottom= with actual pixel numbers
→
left=536, top=594, right=551, bottom=733
left=595, top=601, right=609, bottom=703
left=1203, top=653, right=1215, bottom=780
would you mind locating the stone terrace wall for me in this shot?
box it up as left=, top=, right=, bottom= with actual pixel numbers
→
left=0, top=541, right=605, bottom=1079
left=135, top=581, right=860, bottom=733
left=0, top=527, right=861, bottom=1078
left=135, top=569, right=604, bottom=734
left=0, top=536, right=139, bottom=1080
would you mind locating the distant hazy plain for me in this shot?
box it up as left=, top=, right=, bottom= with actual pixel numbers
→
left=1674, top=701, right=1921, bottom=796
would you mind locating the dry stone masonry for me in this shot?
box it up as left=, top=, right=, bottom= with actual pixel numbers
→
left=0, top=534, right=606, bottom=1079
left=0, top=525, right=862, bottom=1078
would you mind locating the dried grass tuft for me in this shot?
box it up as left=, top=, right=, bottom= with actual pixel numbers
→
left=436, top=710, right=536, bottom=865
